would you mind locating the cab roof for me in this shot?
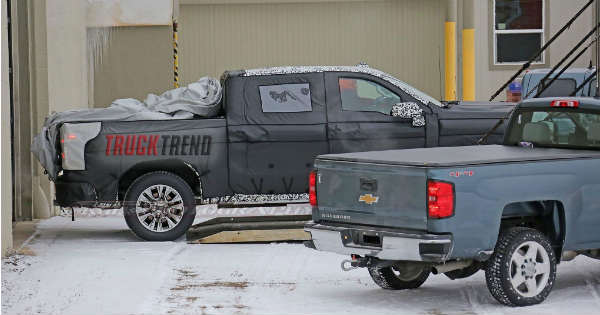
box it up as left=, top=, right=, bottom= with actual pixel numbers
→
left=525, top=67, right=595, bottom=75
left=223, top=65, right=443, bottom=107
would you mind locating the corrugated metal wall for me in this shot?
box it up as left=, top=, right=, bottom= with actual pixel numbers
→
left=179, top=0, right=445, bottom=99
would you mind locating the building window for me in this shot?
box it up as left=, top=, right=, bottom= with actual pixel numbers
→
left=339, top=78, right=402, bottom=114
left=494, top=0, right=545, bottom=65
left=259, top=83, right=312, bottom=113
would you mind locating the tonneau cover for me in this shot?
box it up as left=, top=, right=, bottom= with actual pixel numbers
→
left=317, top=145, right=600, bottom=167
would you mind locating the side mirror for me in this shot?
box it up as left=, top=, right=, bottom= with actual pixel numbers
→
left=390, top=102, right=426, bottom=127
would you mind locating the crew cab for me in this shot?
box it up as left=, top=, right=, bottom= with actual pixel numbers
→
left=36, top=65, right=514, bottom=241
left=305, top=97, right=600, bottom=306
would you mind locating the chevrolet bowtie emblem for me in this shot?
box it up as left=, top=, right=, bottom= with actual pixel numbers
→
left=359, top=194, right=379, bottom=205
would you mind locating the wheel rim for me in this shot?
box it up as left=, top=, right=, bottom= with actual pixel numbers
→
left=509, top=241, right=551, bottom=298
left=391, top=264, right=425, bottom=281
left=135, top=184, right=185, bottom=233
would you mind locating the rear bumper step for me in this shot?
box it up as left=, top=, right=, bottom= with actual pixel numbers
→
left=304, top=222, right=452, bottom=262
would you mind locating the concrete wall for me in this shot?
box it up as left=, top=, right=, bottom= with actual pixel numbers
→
left=46, top=0, right=89, bottom=112
left=29, top=0, right=174, bottom=220
left=2, top=0, right=13, bottom=257
left=474, top=0, right=594, bottom=101
left=31, top=0, right=51, bottom=220
left=27, top=0, right=90, bottom=220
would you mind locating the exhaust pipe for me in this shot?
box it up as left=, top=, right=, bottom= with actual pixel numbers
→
left=432, top=260, right=473, bottom=274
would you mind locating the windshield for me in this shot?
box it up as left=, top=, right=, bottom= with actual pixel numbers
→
left=506, top=109, right=600, bottom=149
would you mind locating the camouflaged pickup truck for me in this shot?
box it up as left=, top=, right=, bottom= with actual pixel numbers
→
left=40, top=65, right=513, bottom=241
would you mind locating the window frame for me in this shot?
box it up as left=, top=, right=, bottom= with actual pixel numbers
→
left=492, top=0, right=546, bottom=66
left=338, top=77, right=404, bottom=115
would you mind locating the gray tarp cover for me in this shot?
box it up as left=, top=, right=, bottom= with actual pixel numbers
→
left=31, top=77, right=222, bottom=180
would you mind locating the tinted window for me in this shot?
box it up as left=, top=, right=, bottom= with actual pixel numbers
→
left=339, top=78, right=401, bottom=115
left=538, top=79, right=576, bottom=97
left=259, top=84, right=312, bottom=113
left=495, top=0, right=542, bottom=30
left=496, top=33, right=542, bottom=63
left=507, top=109, right=600, bottom=149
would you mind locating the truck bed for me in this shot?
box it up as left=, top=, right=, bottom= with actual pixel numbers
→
left=316, top=145, right=600, bottom=167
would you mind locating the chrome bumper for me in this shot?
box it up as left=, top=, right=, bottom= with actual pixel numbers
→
left=304, top=222, right=452, bottom=262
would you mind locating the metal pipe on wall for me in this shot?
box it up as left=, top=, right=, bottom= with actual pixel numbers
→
left=445, top=0, right=457, bottom=101
left=173, top=0, right=180, bottom=89
left=462, top=0, right=475, bottom=101
left=594, top=0, right=600, bottom=98
left=173, top=20, right=179, bottom=89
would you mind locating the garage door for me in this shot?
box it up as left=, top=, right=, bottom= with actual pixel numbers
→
left=179, top=0, right=444, bottom=100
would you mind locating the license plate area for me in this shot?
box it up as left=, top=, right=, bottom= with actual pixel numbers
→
left=341, top=229, right=382, bottom=248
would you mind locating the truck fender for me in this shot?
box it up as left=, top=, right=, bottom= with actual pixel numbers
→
left=496, top=200, right=566, bottom=259
left=118, top=159, right=203, bottom=200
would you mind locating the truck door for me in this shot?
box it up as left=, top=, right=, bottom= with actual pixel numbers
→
left=324, top=72, right=426, bottom=154
left=226, top=73, right=328, bottom=195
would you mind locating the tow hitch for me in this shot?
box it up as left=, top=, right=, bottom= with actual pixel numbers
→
left=340, top=255, right=395, bottom=271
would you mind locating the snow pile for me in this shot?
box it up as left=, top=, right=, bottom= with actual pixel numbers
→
left=2, top=214, right=600, bottom=315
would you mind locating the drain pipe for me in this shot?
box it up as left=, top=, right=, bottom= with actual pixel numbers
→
left=172, top=0, right=180, bottom=89
left=596, top=0, right=600, bottom=98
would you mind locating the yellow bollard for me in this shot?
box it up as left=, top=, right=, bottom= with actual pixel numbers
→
left=445, top=21, right=457, bottom=101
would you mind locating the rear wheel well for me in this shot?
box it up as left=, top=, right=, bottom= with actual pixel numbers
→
left=118, top=160, right=202, bottom=201
left=499, top=201, right=566, bottom=259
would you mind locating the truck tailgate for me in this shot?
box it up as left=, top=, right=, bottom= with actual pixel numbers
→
left=314, top=158, right=427, bottom=231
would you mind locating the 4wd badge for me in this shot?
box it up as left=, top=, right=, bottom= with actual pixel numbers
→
left=359, top=194, right=379, bottom=205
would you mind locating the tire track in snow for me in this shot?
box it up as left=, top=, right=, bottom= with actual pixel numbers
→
left=572, top=258, right=600, bottom=308
left=138, top=242, right=187, bottom=314
left=585, top=278, right=600, bottom=307
left=460, top=284, right=485, bottom=315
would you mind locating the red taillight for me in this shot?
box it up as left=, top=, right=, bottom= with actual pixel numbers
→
left=550, top=99, right=579, bottom=108
left=309, top=171, right=317, bottom=206
left=427, top=180, right=454, bottom=219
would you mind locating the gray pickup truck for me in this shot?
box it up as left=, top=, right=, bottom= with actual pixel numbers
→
left=305, top=97, right=600, bottom=306
left=521, top=67, right=597, bottom=99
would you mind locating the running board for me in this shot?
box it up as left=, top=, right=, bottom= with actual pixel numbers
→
left=187, top=215, right=312, bottom=244
left=217, top=199, right=307, bottom=208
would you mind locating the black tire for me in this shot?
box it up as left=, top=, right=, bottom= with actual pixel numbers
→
left=368, top=263, right=430, bottom=290
left=485, top=227, right=557, bottom=307
left=123, top=172, right=196, bottom=241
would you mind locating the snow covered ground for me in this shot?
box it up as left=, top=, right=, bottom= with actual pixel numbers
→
left=2, top=205, right=600, bottom=315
